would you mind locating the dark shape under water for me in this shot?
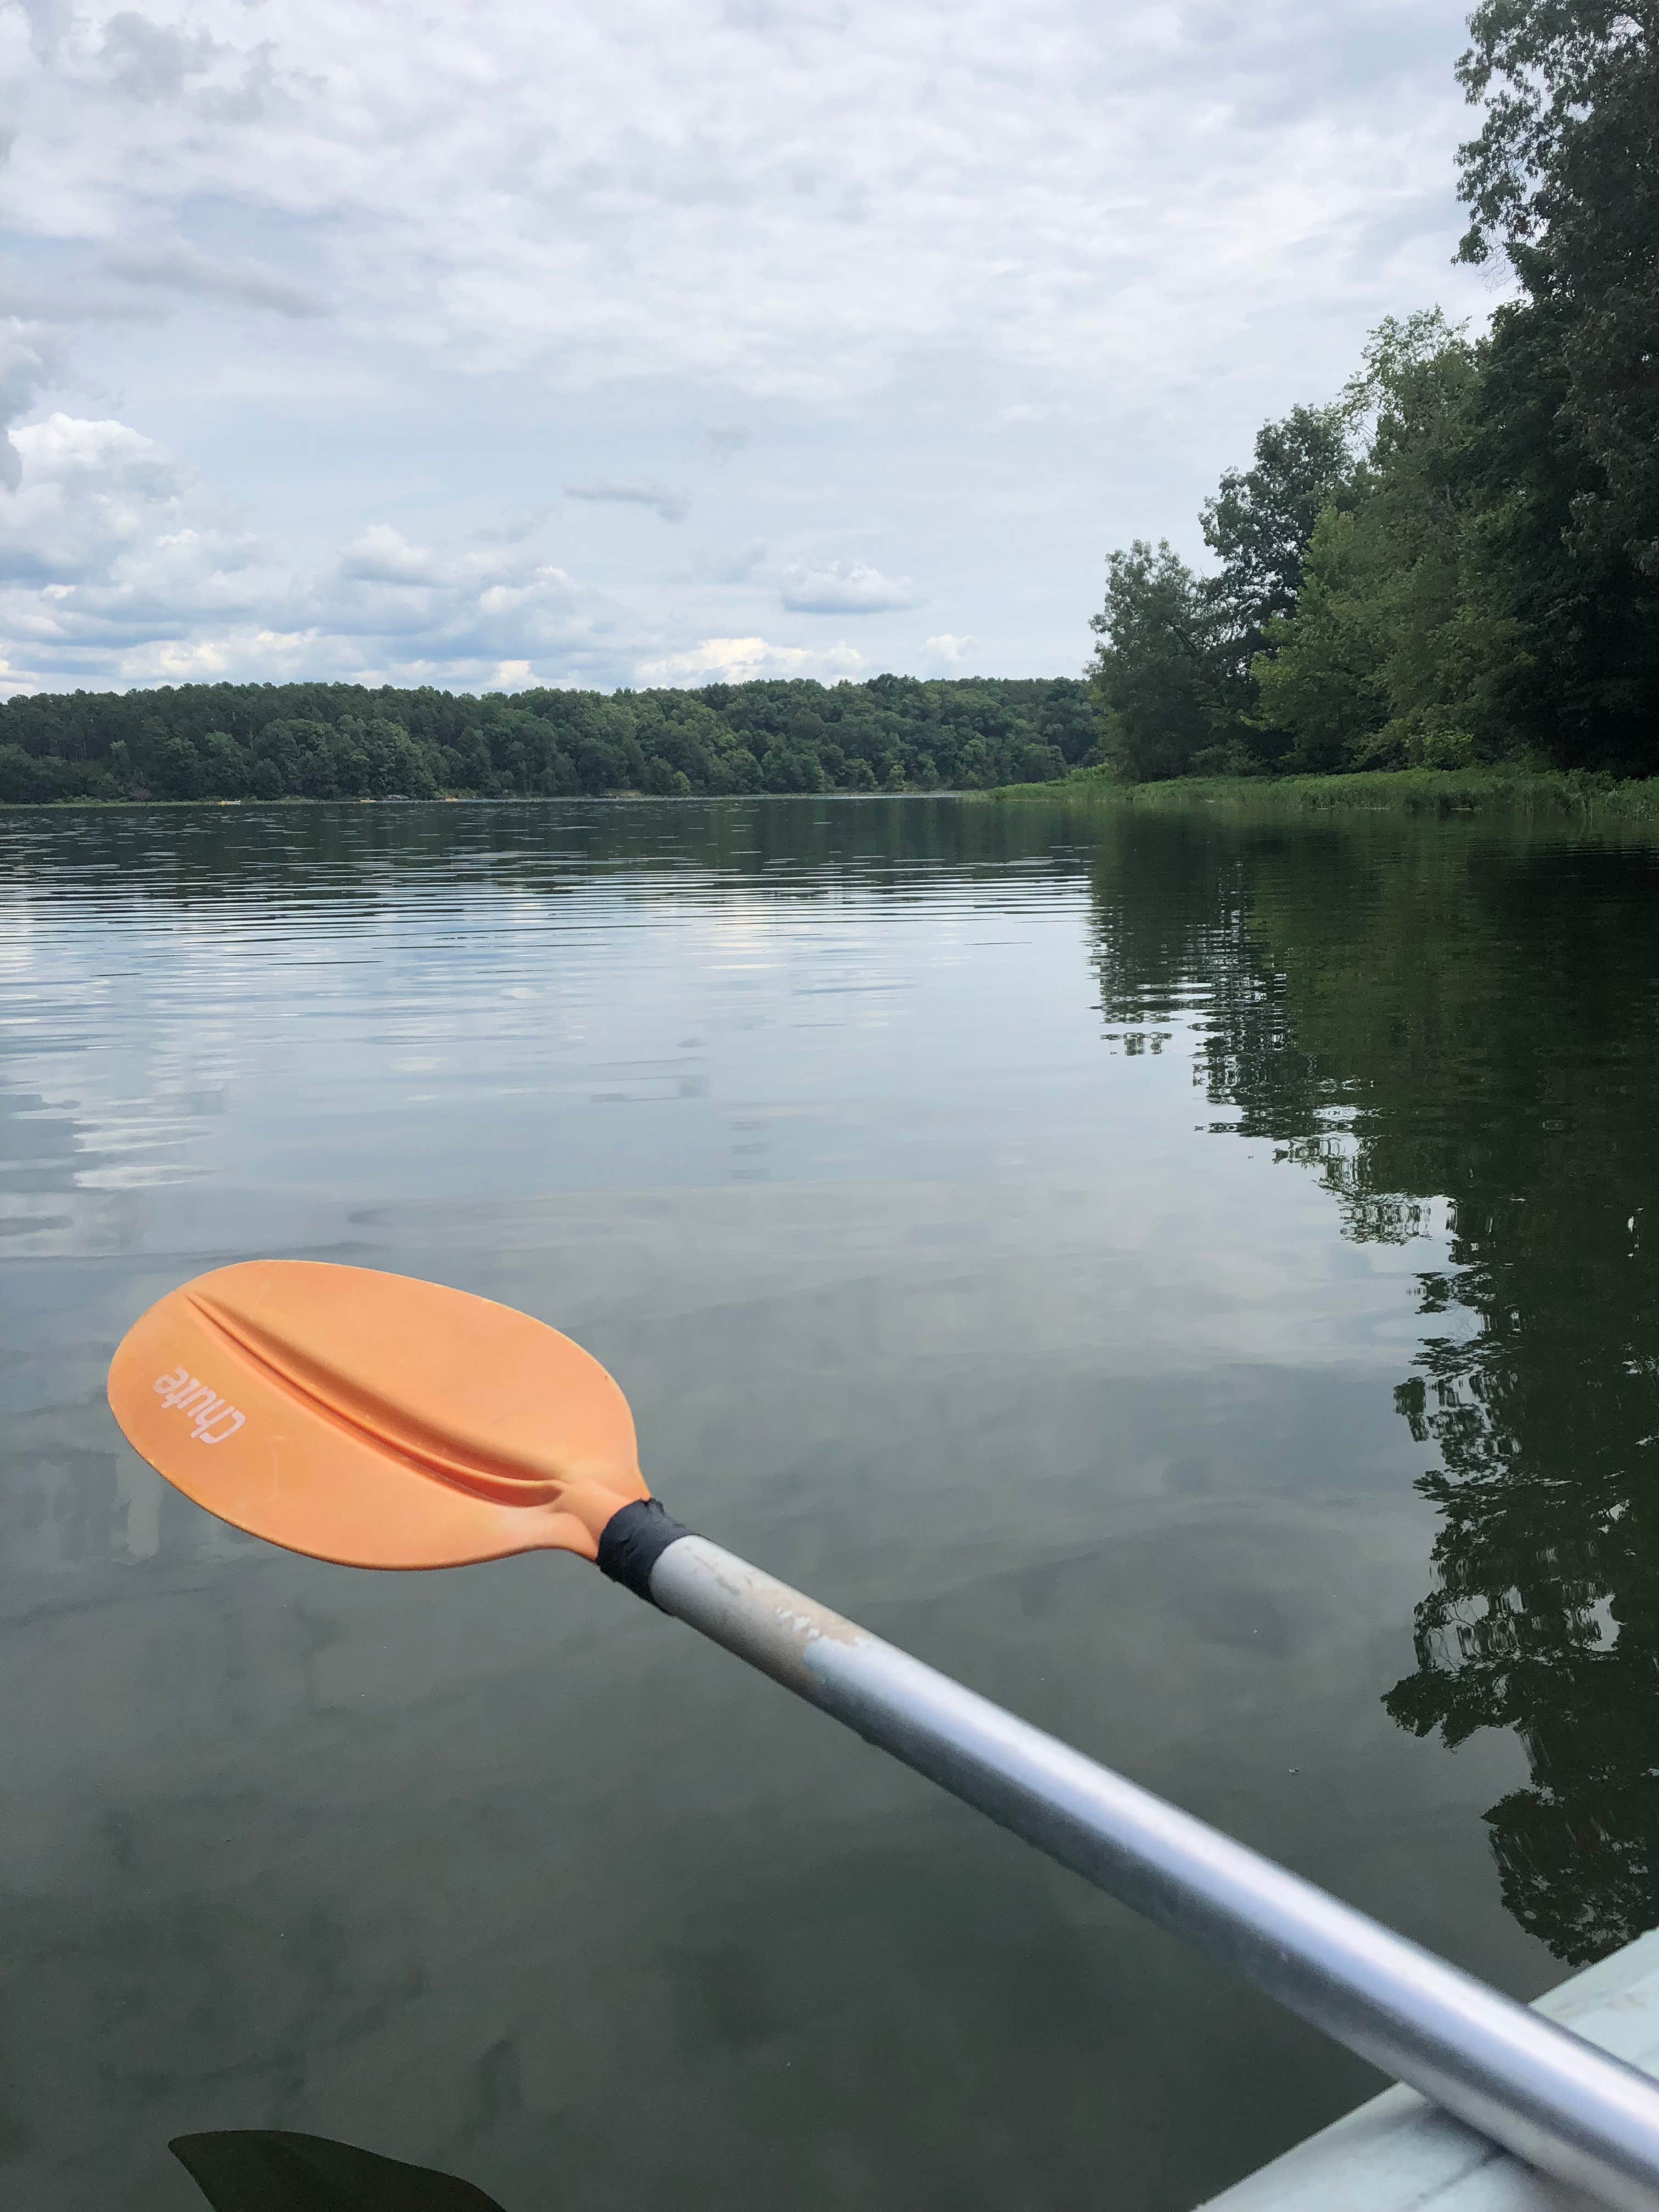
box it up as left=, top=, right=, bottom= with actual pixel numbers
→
left=170, top=2131, right=508, bottom=2212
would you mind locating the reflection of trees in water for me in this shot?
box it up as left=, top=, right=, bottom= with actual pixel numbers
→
left=0, top=793, right=1094, bottom=920
left=1090, top=815, right=1659, bottom=1963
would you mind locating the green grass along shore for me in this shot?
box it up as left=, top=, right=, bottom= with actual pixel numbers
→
left=985, top=765, right=1659, bottom=821
left=7, top=764, right=1659, bottom=820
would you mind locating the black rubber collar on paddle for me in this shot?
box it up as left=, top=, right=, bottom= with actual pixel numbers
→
left=597, top=1498, right=693, bottom=1606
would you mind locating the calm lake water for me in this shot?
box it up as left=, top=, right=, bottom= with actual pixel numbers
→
left=5, top=794, right=1659, bottom=2212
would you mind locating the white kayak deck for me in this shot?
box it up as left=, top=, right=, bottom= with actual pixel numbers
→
left=1200, top=1929, right=1659, bottom=2211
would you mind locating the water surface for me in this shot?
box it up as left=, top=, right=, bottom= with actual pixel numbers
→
left=4, top=795, right=1658, bottom=2211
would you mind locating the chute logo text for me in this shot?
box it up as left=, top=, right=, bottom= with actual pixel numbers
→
left=153, top=1367, right=246, bottom=1446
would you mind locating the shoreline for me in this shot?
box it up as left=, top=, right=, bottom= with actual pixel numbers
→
left=7, top=767, right=1659, bottom=820
left=984, top=765, right=1659, bottom=821
left=0, top=788, right=970, bottom=810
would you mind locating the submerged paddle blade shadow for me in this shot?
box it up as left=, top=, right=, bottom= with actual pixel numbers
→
left=170, top=2130, right=509, bottom=2212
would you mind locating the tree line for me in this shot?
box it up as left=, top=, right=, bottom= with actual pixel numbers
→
left=1090, top=0, right=1659, bottom=780
left=0, top=675, right=1093, bottom=805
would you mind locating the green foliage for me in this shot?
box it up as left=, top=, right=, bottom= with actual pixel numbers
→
left=1253, top=314, right=1524, bottom=771
left=1201, top=402, right=1356, bottom=652
left=1089, top=4, right=1658, bottom=785
left=1098, top=285, right=1654, bottom=782
left=1457, top=0, right=1659, bottom=578
left=1087, top=412, right=1355, bottom=785
left=1251, top=511, right=1392, bottom=769
left=0, top=744, right=106, bottom=803
left=0, top=676, right=1086, bottom=805
left=991, top=763, right=1659, bottom=821
left=1087, top=540, right=1251, bottom=781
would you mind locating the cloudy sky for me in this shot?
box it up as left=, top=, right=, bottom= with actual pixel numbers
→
left=1, top=0, right=1501, bottom=697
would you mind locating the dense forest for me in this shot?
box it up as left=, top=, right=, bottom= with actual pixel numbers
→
left=0, top=675, right=1092, bottom=804
left=1090, top=0, right=1659, bottom=780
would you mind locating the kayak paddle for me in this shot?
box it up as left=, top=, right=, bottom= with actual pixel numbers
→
left=170, top=2130, right=506, bottom=2212
left=108, top=1260, right=1659, bottom=2212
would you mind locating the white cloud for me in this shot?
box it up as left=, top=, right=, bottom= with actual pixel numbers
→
left=0, top=413, right=222, bottom=588
left=0, top=0, right=1496, bottom=692
left=96, top=10, right=219, bottom=103
left=337, top=524, right=439, bottom=587
left=0, top=320, right=66, bottom=492
left=0, top=0, right=1482, bottom=400
left=925, top=632, right=974, bottom=665
left=778, top=560, right=916, bottom=614
left=99, top=240, right=326, bottom=318
left=298, top=538, right=613, bottom=679
left=0, top=413, right=648, bottom=690
left=472, top=507, right=555, bottom=547
left=635, top=636, right=866, bottom=686
left=701, top=538, right=768, bottom=586
left=565, top=478, right=689, bottom=524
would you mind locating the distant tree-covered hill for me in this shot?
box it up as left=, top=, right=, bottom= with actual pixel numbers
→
left=0, top=675, right=1094, bottom=804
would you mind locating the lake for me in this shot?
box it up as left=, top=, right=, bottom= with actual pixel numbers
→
left=4, top=794, right=1658, bottom=2212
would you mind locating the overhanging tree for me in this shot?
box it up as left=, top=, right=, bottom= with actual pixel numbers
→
left=1458, top=0, right=1659, bottom=578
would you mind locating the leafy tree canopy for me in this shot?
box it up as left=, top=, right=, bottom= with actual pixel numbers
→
left=1088, top=4, right=1658, bottom=782
left=1457, top=0, right=1659, bottom=576
left=0, top=675, right=1089, bottom=805
left=1201, top=403, right=1356, bottom=646
left=1088, top=541, right=1254, bottom=782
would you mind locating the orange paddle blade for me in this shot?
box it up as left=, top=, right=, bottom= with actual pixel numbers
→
left=106, top=1260, right=650, bottom=1568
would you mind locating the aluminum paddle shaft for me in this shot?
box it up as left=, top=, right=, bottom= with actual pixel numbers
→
left=648, top=1535, right=1659, bottom=2212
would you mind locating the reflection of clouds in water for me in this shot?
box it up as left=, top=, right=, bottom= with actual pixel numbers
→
left=0, top=805, right=1109, bottom=1198
left=116, top=1453, right=162, bottom=1564
left=1, top=904, right=252, bottom=1188
left=5, top=800, right=1536, bottom=2212
left=2, top=1174, right=1498, bottom=2212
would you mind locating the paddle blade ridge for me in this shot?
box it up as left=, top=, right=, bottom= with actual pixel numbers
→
left=108, top=1260, right=650, bottom=1568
